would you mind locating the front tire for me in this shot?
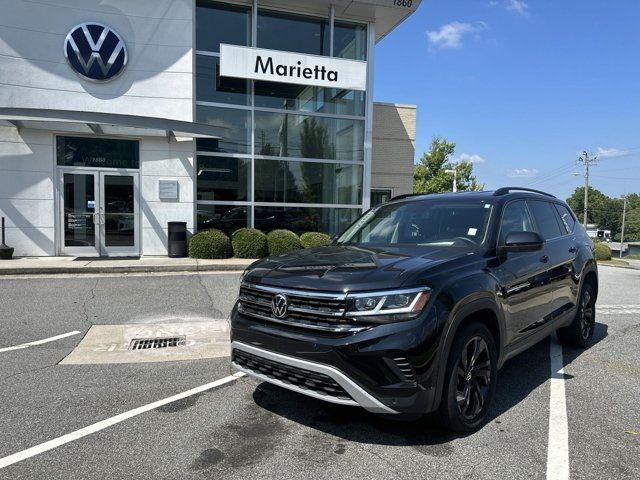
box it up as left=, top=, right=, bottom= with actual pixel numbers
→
left=557, top=283, right=595, bottom=348
left=436, top=322, right=498, bottom=433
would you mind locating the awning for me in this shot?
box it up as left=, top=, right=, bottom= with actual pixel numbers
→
left=0, top=108, right=224, bottom=140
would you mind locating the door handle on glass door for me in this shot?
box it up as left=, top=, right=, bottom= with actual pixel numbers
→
left=93, top=213, right=99, bottom=225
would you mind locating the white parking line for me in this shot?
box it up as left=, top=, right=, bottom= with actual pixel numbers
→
left=0, top=372, right=245, bottom=470
left=0, top=331, right=82, bottom=353
left=547, top=337, right=569, bottom=480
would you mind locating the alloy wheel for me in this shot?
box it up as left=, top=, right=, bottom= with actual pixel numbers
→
left=456, top=336, right=492, bottom=420
left=580, top=290, right=594, bottom=340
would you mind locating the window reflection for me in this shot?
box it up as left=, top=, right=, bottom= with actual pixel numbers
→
left=254, top=160, right=361, bottom=205
left=254, top=82, right=365, bottom=116
left=197, top=204, right=250, bottom=234
left=254, top=112, right=364, bottom=161
left=197, top=156, right=251, bottom=201
left=196, top=1, right=250, bottom=52
left=334, top=21, right=367, bottom=60
left=258, top=10, right=329, bottom=56
left=254, top=206, right=360, bottom=235
left=196, top=106, right=251, bottom=154
left=196, top=55, right=249, bottom=105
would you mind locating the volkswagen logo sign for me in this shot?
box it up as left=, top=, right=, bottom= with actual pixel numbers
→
left=64, top=23, right=127, bottom=82
left=271, top=293, right=289, bottom=319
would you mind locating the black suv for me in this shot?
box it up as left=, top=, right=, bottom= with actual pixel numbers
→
left=230, top=188, right=598, bottom=432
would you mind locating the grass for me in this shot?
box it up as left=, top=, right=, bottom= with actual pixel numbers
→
left=598, top=259, right=632, bottom=268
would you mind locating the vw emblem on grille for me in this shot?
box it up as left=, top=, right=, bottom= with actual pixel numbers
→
left=64, top=23, right=127, bottom=81
left=271, top=293, right=289, bottom=319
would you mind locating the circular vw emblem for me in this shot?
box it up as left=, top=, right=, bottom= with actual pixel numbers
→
left=64, top=22, right=127, bottom=82
left=271, top=294, right=289, bottom=319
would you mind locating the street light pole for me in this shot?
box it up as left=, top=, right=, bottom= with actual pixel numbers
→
left=620, top=194, right=627, bottom=259
left=445, top=169, right=457, bottom=192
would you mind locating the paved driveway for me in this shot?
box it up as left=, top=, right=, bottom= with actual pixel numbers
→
left=0, top=266, right=638, bottom=479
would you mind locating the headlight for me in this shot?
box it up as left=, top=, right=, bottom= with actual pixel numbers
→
left=345, top=287, right=431, bottom=322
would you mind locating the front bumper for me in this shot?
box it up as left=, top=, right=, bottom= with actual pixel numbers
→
left=230, top=304, right=442, bottom=415
left=231, top=341, right=397, bottom=413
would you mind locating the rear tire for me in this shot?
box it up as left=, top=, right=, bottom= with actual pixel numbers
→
left=436, top=322, right=498, bottom=433
left=557, top=283, right=596, bottom=348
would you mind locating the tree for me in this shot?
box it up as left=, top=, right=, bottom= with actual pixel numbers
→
left=413, top=137, right=483, bottom=193
left=566, top=187, right=623, bottom=237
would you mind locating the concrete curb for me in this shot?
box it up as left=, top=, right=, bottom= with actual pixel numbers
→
left=0, top=258, right=255, bottom=276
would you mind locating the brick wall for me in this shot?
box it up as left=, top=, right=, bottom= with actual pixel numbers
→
left=371, top=102, right=416, bottom=198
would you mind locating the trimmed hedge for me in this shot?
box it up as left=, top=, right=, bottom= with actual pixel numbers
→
left=232, top=228, right=268, bottom=258
left=594, top=242, right=612, bottom=261
left=188, top=229, right=232, bottom=259
left=300, top=232, right=331, bottom=249
left=266, top=229, right=302, bottom=255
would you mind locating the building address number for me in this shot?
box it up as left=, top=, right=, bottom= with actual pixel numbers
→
left=392, top=0, right=413, bottom=7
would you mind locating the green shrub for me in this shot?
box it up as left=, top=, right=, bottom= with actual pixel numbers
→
left=266, top=229, right=302, bottom=256
left=232, top=228, right=268, bottom=258
left=300, top=232, right=331, bottom=249
left=188, top=229, right=232, bottom=259
left=594, top=242, right=612, bottom=261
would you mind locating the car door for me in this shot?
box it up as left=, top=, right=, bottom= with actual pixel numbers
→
left=526, top=200, right=569, bottom=321
left=489, top=200, right=554, bottom=345
left=549, top=202, right=581, bottom=316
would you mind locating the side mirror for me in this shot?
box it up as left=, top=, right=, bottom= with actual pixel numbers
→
left=499, top=231, right=544, bottom=253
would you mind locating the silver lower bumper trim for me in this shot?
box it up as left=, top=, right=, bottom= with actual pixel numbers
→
left=231, top=341, right=398, bottom=414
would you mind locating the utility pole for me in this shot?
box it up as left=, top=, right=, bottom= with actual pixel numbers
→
left=620, top=194, right=627, bottom=259
left=577, top=151, right=598, bottom=228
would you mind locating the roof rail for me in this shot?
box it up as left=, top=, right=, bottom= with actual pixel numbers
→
left=389, top=192, right=430, bottom=201
left=493, top=187, right=556, bottom=198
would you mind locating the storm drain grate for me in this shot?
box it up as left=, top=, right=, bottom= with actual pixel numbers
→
left=129, top=336, right=186, bottom=350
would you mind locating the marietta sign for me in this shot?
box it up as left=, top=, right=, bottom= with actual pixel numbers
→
left=219, top=44, right=367, bottom=91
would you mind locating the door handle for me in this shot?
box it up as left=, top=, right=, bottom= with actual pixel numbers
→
left=540, top=255, right=549, bottom=263
left=92, top=213, right=99, bottom=225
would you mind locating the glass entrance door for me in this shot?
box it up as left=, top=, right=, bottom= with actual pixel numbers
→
left=99, top=173, right=139, bottom=256
left=62, top=172, right=99, bottom=255
left=59, top=170, right=139, bottom=257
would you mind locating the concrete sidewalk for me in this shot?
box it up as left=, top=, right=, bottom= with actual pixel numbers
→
left=0, top=256, right=255, bottom=275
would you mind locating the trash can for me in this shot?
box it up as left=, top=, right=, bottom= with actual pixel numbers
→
left=167, top=221, right=187, bottom=258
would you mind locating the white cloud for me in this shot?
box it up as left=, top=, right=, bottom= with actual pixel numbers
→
left=491, top=0, right=529, bottom=15
left=507, top=168, right=539, bottom=178
left=454, top=153, right=486, bottom=164
left=426, top=22, right=486, bottom=49
left=595, top=147, right=630, bottom=159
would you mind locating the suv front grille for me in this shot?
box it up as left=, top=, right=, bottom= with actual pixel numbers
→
left=238, top=283, right=366, bottom=333
left=232, top=348, right=352, bottom=401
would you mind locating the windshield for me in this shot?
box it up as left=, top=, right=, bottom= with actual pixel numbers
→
left=337, top=200, right=494, bottom=248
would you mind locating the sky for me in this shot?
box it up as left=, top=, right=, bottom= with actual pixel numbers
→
left=373, top=0, right=640, bottom=200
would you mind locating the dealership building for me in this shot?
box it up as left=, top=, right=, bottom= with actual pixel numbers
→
left=0, top=0, right=418, bottom=257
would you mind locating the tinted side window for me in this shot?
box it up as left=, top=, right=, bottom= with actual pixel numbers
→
left=528, top=201, right=563, bottom=240
left=500, top=200, right=535, bottom=244
left=554, top=204, right=576, bottom=234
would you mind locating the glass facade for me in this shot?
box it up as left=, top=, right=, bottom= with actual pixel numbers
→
left=195, top=1, right=369, bottom=235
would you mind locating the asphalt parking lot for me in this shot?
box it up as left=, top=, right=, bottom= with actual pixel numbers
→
left=0, top=265, right=638, bottom=479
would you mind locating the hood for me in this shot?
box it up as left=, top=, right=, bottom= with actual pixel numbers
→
left=242, top=245, right=477, bottom=292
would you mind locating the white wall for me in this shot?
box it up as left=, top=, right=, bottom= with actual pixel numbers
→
left=0, top=0, right=193, bottom=122
left=0, top=126, right=56, bottom=256
left=140, top=137, right=195, bottom=256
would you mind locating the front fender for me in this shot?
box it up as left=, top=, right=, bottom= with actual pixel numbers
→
left=428, top=274, right=505, bottom=412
